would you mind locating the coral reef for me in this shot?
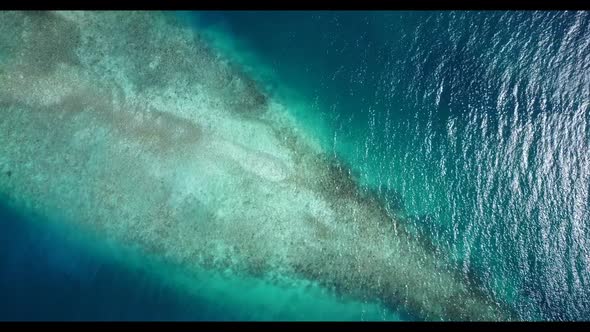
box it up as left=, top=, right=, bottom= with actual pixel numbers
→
left=0, top=11, right=515, bottom=320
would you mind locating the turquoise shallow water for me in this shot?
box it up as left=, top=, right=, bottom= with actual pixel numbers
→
left=0, top=11, right=589, bottom=321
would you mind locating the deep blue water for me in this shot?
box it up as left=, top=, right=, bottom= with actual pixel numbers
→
left=0, top=200, right=224, bottom=321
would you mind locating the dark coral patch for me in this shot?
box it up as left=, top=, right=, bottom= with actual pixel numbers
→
left=224, top=70, right=269, bottom=117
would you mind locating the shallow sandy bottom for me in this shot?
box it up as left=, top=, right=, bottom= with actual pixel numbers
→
left=0, top=11, right=514, bottom=320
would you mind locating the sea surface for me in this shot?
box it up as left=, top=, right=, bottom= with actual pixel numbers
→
left=1, top=11, right=589, bottom=321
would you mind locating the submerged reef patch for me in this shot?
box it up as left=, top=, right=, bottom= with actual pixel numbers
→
left=0, top=11, right=516, bottom=321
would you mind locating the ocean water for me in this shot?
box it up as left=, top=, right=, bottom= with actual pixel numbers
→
left=185, top=11, right=590, bottom=320
left=0, top=199, right=207, bottom=321
left=0, top=198, right=404, bottom=321
left=0, top=11, right=589, bottom=321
